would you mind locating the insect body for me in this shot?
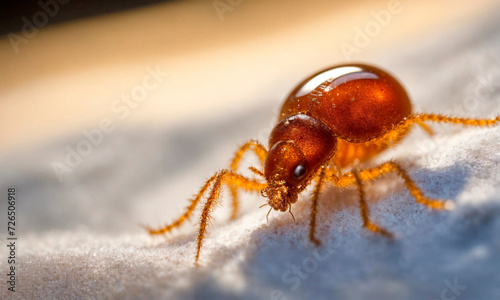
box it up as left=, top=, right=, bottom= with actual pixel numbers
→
left=145, top=64, right=500, bottom=264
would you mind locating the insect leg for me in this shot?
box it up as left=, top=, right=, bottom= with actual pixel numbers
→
left=416, top=120, right=434, bottom=135
left=411, top=113, right=500, bottom=127
left=324, top=167, right=355, bottom=188
left=352, top=171, right=393, bottom=238
left=366, top=113, right=499, bottom=149
left=358, top=161, right=449, bottom=209
left=228, top=140, right=268, bottom=220
left=325, top=161, right=450, bottom=226
left=309, top=165, right=327, bottom=246
left=195, top=169, right=267, bottom=264
left=143, top=173, right=219, bottom=235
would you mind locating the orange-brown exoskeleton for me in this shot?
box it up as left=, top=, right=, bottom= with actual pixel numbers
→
left=144, top=63, right=500, bottom=264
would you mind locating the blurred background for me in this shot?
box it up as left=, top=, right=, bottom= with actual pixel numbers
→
left=1, top=0, right=499, bottom=154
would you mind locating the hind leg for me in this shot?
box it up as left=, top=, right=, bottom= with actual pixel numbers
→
left=368, top=113, right=499, bottom=148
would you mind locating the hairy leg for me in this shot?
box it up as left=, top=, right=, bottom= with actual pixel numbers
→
left=368, top=113, right=499, bottom=148
left=144, top=169, right=265, bottom=245
left=412, top=113, right=500, bottom=127
left=195, top=169, right=267, bottom=264
left=144, top=173, right=219, bottom=235
left=229, top=140, right=267, bottom=171
left=416, top=120, right=434, bottom=135
left=352, top=171, right=394, bottom=237
left=228, top=140, right=268, bottom=219
left=358, top=161, right=449, bottom=209
left=317, top=112, right=499, bottom=236
left=309, top=165, right=327, bottom=246
left=325, top=161, right=449, bottom=209
left=322, top=161, right=448, bottom=238
left=326, top=112, right=499, bottom=204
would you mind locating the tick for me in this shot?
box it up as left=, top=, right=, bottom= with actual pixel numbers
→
left=144, top=63, right=500, bottom=264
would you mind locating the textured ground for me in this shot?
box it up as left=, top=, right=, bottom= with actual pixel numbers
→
left=1, top=3, right=500, bottom=300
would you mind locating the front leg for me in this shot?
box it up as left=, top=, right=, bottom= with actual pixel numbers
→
left=143, top=169, right=266, bottom=266
left=195, top=169, right=267, bottom=265
left=228, top=140, right=267, bottom=219
left=309, top=165, right=327, bottom=246
left=143, top=173, right=219, bottom=235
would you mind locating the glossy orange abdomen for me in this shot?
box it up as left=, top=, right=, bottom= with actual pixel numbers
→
left=279, top=64, right=412, bottom=167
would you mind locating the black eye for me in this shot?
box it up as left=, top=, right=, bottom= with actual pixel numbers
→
left=293, top=164, right=306, bottom=179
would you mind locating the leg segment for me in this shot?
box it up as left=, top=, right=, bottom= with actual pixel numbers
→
left=332, top=112, right=500, bottom=204
left=412, top=113, right=500, bottom=127
left=228, top=140, right=267, bottom=220
left=229, top=140, right=267, bottom=171
left=325, top=161, right=448, bottom=210
left=144, top=173, right=219, bottom=235
left=358, top=161, right=448, bottom=209
left=145, top=169, right=266, bottom=265
left=416, top=120, right=434, bottom=136
left=353, top=171, right=393, bottom=238
left=369, top=113, right=500, bottom=148
left=309, top=165, right=327, bottom=246
left=195, top=169, right=267, bottom=264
